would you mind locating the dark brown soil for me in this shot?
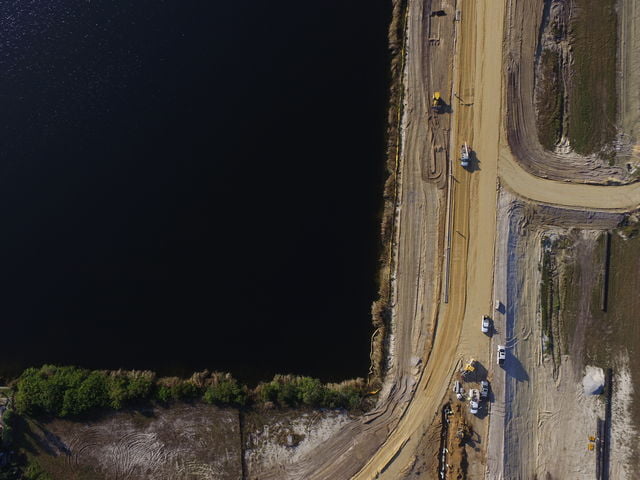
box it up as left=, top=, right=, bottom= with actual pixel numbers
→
left=563, top=231, right=640, bottom=473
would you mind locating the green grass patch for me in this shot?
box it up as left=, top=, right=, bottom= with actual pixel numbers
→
left=567, top=0, right=617, bottom=155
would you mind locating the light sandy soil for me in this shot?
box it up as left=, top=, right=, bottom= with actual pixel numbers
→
left=609, top=354, right=636, bottom=480
left=32, top=404, right=242, bottom=480
left=486, top=189, right=624, bottom=479
left=245, top=409, right=353, bottom=479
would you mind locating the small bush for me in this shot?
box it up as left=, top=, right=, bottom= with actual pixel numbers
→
left=203, top=377, right=247, bottom=406
left=255, top=375, right=366, bottom=410
left=15, top=366, right=155, bottom=417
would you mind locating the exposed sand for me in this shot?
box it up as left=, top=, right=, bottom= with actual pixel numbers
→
left=31, top=404, right=242, bottom=480
left=609, top=354, right=636, bottom=480
left=486, top=189, right=622, bottom=479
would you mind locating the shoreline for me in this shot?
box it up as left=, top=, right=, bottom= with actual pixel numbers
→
left=368, top=0, right=408, bottom=387
left=1, top=0, right=409, bottom=402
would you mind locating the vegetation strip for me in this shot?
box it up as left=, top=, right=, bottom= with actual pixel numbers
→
left=534, top=0, right=618, bottom=158
left=536, top=48, right=564, bottom=150
left=9, top=366, right=368, bottom=419
left=567, top=0, right=617, bottom=156
left=369, top=0, right=408, bottom=386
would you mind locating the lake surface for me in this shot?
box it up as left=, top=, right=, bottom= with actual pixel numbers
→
left=0, top=0, right=390, bottom=384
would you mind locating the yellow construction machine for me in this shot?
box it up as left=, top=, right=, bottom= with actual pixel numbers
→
left=432, top=91, right=443, bottom=113
left=461, top=358, right=476, bottom=379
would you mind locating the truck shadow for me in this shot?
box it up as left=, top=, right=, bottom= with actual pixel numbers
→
left=463, top=150, right=481, bottom=173
left=505, top=351, right=529, bottom=382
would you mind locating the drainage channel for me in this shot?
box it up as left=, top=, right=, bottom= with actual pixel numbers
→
left=438, top=403, right=453, bottom=479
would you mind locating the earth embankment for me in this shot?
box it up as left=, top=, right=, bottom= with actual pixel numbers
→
left=505, top=0, right=632, bottom=184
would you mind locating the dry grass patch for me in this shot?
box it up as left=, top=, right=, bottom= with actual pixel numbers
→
left=567, top=0, right=617, bottom=155
left=536, top=49, right=564, bottom=150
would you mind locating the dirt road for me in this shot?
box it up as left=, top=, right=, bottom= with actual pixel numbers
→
left=486, top=191, right=624, bottom=479
left=349, top=0, right=640, bottom=476
left=251, top=0, right=640, bottom=478
left=350, top=0, right=505, bottom=476
left=251, top=1, right=453, bottom=477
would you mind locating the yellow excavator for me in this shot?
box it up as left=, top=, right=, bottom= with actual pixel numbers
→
left=461, top=358, right=476, bottom=378
left=432, top=91, right=443, bottom=113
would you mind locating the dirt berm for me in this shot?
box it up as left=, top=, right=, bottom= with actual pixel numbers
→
left=505, top=0, right=633, bottom=184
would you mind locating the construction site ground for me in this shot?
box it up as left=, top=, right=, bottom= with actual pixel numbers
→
left=14, top=0, right=640, bottom=479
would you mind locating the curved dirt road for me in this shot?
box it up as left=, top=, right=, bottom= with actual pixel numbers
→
left=349, top=0, right=640, bottom=476
left=252, top=0, right=640, bottom=478
left=251, top=1, right=450, bottom=477
left=499, top=145, right=640, bottom=211
left=348, top=0, right=640, bottom=476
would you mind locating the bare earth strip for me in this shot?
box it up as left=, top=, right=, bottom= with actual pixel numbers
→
left=618, top=0, right=640, bottom=162
left=486, top=189, right=623, bottom=479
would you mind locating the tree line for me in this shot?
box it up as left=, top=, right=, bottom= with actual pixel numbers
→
left=12, top=366, right=369, bottom=418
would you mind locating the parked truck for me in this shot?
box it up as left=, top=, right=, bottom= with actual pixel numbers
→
left=469, top=388, right=480, bottom=415
left=460, top=142, right=470, bottom=168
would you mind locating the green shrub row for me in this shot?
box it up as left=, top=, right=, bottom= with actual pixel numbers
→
left=256, top=375, right=365, bottom=410
left=13, top=366, right=367, bottom=418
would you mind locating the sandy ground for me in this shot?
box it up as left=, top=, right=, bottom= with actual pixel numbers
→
left=31, top=404, right=242, bottom=480
left=609, top=354, right=636, bottom=480
left=486, top=189, right=624, bottom=479
left=244, top=409, right=354, bottom=479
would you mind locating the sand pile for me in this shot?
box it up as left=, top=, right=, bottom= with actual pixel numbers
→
left=582, top=366, right=605, bottom=395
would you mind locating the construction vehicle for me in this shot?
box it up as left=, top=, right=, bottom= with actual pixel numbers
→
left=453, top=380, right=465, bottom=400
left=469, top=389, right=480, bottom=415
left=480, top=380, right=489, bottom=398
left=432, top=92, right=443, bottom=113
left=460, top=142, right=470, bottom=168
left=461, top=358, right=476, bottom=379
left=497, top=345, right=506, bottom=366
left=481, top=315, right=491, bottom=333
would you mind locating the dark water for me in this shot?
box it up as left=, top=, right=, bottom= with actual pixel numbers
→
left=0, top=1, right=390, bottom=384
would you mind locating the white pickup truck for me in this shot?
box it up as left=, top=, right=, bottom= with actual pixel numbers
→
left=469, top=388, right=480, bottom=415
left=497, top=345, right=506, bottom=366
